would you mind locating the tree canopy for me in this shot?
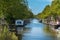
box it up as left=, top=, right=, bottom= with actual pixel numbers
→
left=37, top=0, right=60, bottom=19
left=0, top=0, right=34, bottom=24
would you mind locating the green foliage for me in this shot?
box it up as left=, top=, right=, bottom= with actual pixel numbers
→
left=37, top=0, right=60, bottom=19
left=37, top=5, right=51, bottom=19
left=0, top=0, right=34, bottom=24
left=0, top=0, right=34, bottom=40
left=0, top=26, right=18, bottom=40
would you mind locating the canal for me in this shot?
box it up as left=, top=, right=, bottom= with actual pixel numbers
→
left=19, top=19, right=59, bottom=40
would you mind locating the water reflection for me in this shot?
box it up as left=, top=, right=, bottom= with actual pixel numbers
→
left=19, top=19, right=58, bottom=40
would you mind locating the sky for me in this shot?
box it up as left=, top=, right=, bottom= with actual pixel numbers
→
left=27, top=0, right=53, bottom=15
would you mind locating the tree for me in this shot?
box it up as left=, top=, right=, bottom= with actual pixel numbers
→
left=1, top=0, right=34, bottom=24
left=37, top=0, right=60, bottom=20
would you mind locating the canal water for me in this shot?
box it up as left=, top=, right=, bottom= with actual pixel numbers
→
left=20, top=19, right=58, bottom=40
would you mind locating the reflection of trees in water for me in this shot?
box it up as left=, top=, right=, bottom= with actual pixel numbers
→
left=43, top=25, right=57, bottom=40
left=17, top=34, right=22, bottom=40
left=0, top=25, right=29, bottom=40
left=43, top=25, right=60, bottom=40
left=16, top=27, right=31, bottom=40
left=23, top=27, right=31, bottom=32
left=43, top=25, right=57, bottom=37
